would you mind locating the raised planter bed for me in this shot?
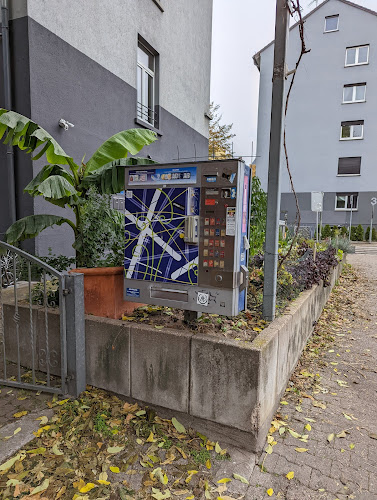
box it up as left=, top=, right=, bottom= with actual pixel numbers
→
left=2, top=261, right=343, bottom=452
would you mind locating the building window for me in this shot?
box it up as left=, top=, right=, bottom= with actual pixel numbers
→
left=137, top=41, right=157, bottom=127
left=343, top=83, right=366, bottom=103
left=340, top=120, right=364, bottom=140
left=337, top=157, right=361, bottom=176
left=324, top=15, right=339, bottom=33
left=345, top=45, right=369, bottom=66
left=335, top=193, right=358, bottom=210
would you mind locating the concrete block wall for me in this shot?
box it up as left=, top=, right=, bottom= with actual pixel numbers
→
left=1, top=262, right=343, bottom=452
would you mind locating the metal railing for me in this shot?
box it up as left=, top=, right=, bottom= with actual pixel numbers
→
left=0, top=241, right=85, bottom=396
left=137, top=101, right=157, bottom=128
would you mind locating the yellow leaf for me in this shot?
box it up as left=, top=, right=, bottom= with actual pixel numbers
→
left=305, top=424, right=311, bottom=432
left=80, top=482, right=97, bottom=493
left=99, top=472, right=108, bottom=481
left=110, top=466, right=120, bottom=473
left=13, top=411, right=28, bottom=418
left=280, top=401, right=288, bottom=405
left=295, top=448, right=308, bottom=453
left=136, top=438, right=143, bottom=445
left=13, top=427, right=21, bottom=435
left=0, top=453, right=23, bottom=472
left=57, top=398, right=69, bottom=405
left=36, top=415, right=49, bottom=425
left=107, top=445, right=124, bottom=454
left=147, top=431, right=156, bottom=442
left=98, top=480, right=111, bottom=485
left=186, top=497, right=195, bottom=500
left=267, top=488, right=274, bottom=496
left=233, top=473, right=249, bottom=484
left=217, top=478, right=232, bottom=484
left=56, top=485, right=67, bottom=499
left=51, top=443, right=64, bottom=455
left=286, top=471, right=294, bottom=480
left=350, top=443, right=355, bottom=449
left=172, top=417, right=186, bottom=434
left=206, top=459, right=211, bottom=469
left=73, top=479, right=86, bottom=490
left=327, top=433, right=335, bottom=443
left=26, top=447, right=46, bottom=455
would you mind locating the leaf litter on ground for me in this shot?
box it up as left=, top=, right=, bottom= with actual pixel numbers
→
left=0, top=386, right=237, bottom=499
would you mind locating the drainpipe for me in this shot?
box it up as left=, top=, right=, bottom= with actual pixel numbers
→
left=1, top=0, right=16, bottom=225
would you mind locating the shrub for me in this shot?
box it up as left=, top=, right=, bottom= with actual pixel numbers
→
left=340, top=226, right=348, bottom=237
left=372, top=228, right=377, bottom=242
left=330, top=237, right=355, bottom=254
left=365, top=226, right=371, bottom=241
left=321, top=224, right=331, bottom=239
left=355, top=224, right=364, bottom=241
left=350, top=226, right=357, bottom=241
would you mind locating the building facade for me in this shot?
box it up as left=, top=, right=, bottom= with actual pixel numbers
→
left=254, top=0, right=377, bottom=233
left=0, top=0, right=213, bottom=255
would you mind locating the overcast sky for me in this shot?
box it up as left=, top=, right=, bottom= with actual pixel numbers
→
left=210, top=0, right=376, bottom=160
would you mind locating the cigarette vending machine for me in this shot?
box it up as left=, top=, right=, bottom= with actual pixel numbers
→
left=124, top=159, right=251, bottom=316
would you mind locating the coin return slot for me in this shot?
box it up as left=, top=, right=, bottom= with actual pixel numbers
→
left=150, top=288, right=188, bottom=302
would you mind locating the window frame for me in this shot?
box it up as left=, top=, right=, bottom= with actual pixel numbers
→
left=340, top=120, right=364, bottom=141
left=345, top=45, right=369, bottom=67
left=335, top=193, right=359, bottom=211
left=324, top=15, right=339, bottom=33
left=337, top=157, right=361, bottom=177
left=342, top=83, right=366, bottom=104
left=137, top=40, right=157, bottom=128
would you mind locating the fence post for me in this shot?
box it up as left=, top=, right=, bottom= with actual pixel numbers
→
left=64, top=272, right=86, bottom=397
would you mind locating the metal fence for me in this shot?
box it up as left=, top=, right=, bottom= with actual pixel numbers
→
left=0, top=241, right=85, bottom=397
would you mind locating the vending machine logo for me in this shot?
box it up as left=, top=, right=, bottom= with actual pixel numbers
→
left=124, top=187, right=199, bottom=285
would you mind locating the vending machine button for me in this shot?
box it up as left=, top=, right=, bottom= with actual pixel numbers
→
left=215, top=274, right=223, bottom=282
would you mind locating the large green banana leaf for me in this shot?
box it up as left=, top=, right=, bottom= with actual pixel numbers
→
left=84, top=128, right=157, bottom=175
left=5, top=215, right=74, bottom=245
left=0, top=109, right=75, bottom=166
left=24, top=164, right=75, bottom=196
left=80, top=157, right=157, bottom=194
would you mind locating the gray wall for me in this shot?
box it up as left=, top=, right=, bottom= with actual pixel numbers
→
left=255, top=0, right=377, bottom=226
left=2, top=0, right=213, bottom=257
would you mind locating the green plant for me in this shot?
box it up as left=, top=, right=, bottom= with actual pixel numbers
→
left=321, top=224, right=331, bottom=239
left=1, top=109, right=157, bottom=267
left=41, top=248, right=76, bottom=271
left=31, top=278, right=59, bottom=307
left=340, top=226, right=348, bottom=237
left=79, top=188, right=124, bottom=268
left=249, top=176, right=267, bottom=256
left=365, top=226, right=370, bottom=241
left=355, top=224, right=364, bottom=241
left=190, top=449, right=211, bottom=465
left=373, top=228, right=377, bottom=242
left=330, top=237, right=355, bottom=254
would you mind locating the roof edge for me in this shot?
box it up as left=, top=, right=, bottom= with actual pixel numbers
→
left=252, top=0, right=377, bottom=68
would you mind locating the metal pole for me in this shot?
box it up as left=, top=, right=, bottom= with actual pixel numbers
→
left=316, top=211, right=319, bottom=244
left=370, top=205, right=374, bottom=244
left=1, top=0, right=16, bottom=225
left=263, top=0, right=290, bottom=321
left=349, top=195, right=353, bottom=241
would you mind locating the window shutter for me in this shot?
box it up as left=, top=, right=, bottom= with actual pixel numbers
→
left=338, top=157, right=361, bottom=175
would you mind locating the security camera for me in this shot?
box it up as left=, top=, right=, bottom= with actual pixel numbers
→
left=59, top=118, right=74, bottom=131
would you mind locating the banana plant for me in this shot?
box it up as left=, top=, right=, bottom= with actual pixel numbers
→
left=0, top=109, right=157, bottom=267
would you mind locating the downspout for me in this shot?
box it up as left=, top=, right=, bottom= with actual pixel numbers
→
left=1, top=0, right=16, bottom=225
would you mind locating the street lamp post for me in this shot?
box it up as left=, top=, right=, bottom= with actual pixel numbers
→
left=370, top=197, right=377, bottom=243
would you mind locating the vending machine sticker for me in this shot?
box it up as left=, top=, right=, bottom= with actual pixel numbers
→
left=226, top=207, right=236, bottom=236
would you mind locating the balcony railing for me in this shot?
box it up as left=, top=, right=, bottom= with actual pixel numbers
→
left=137, top=102, right=157, bottom=128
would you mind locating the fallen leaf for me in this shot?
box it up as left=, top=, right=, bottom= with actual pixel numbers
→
left=369, top=433, right=377, bottom=440
left=286, top=471, right=294, bottom=480
left=80, top=482, right=97, bottom=493
left=206, top=459, right=211, bottom=469
left=13, top=411, right=28, bottom=418
left=51, top=443, right=64, bottom=455
left=36, top=416, right=49, bottom=426
left=312, top=400, right=326, bottom=409
left=350, top=443, right=355, bottom=449
left=172, top=417, right=186, bottom=434
left=267, top=488, right=274, bottom=496
left=29, top=479, right=49, bottom=495
left=305, top=424, right=311, bottom=432
left=110, top=466, right=120, bottom=473
left=217, top=478, right=232, bottom=484
left=295, top=448, right=308, bottom=453
left=13, top=427, right=21, bottom=435
left=107, top=445, right=125, bottom=454
left=56, top=485, right=66, bottom=499
left=280, top=401, right=288, bottom=405
left=233, top=473, right=249, bottom=484
left=336, top=431, right=347, bottom=438
left=327, top=434, right=335, bottom=443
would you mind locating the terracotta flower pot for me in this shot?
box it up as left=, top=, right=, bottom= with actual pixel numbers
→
left=69, top=266, right=143, bottom=319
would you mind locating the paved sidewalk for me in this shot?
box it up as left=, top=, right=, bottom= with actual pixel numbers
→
left=245, top=253, right=377, bottom=499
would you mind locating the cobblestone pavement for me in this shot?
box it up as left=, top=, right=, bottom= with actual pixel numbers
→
left=244, top=253, right=377, bottom=500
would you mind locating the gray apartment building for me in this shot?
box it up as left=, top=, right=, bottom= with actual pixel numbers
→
left=0, top=0, right=213, bottom=256
left=253, top=0, right=377, bottom=232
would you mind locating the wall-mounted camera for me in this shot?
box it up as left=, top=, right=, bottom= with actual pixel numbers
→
left=58, top=118, right=74, bottom=131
